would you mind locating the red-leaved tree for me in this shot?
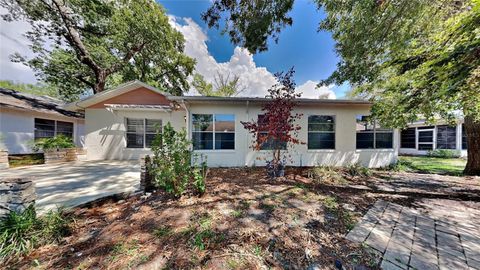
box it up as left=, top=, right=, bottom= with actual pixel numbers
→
left=241, top=68, right=303, bottom=175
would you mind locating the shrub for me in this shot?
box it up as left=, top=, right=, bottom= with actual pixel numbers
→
left=32, top=135, right=75, bottom=152
left=0, top=205, right=71, bottom=260
left=346, top=163, right=372, bottom=178
left=307, top=166, right=346, bottom=184
left=427, top=149, right=460, bottom=158
left=149, top=122, right=207, bottom=197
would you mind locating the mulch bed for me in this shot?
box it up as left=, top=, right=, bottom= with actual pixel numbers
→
left=5, top=167, right=419, bottom=270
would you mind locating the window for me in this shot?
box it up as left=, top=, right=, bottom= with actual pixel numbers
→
left=56, top=121, right=74, bottom=137
left=418, top=129, right=434, bottom=150
left=192, top=114, right=234, bottom=150
left=257, top=115, right=287, bottom=150
left=308, top=115, right=335, bottom=149
left=462, top=124, right=467, bottom=150
left=356, top=115, right=393, bottom=149
left=436, top=125, right=456, bottom=149
left=400, top=128, right=416, bottom=149
left=34, top=118, right=73, bottom=140
left=126, top=118, right=161, bottom=148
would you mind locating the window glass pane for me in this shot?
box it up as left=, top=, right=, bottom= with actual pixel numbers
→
left=418, top=131, right=433, bottom=142
left=126, top=133, right=144, bottom=148
left=356, top=115, right=374, bottom=149
left=401, top=128, right=416, bottom=148
left=192, top=132, right=213, bottom=150
left=436, top=125, right=456, bottom=149
left=418, top=126, right=435, bottom=130
left=34, top=118, right=55, bottom=140
left=356, top=133, right=375, bottom=149
left=215, top=132, right=234, bottom=149
left=462, top=125, right=467, bottom=150
left=145, top=119, right=162, bottom=134
left=308, top=133, right=335, bottom=149
left=56, top=121, right=73, bottom=138
left=214, top=114, right=235, bottom=132
left=376, top=132, right=393, bottom=149
left=308, top=115, right=334, bottom=132
left=192, top=114, right=213, bottom=131
left=145, top=134, right=157, bottom=148
left=126, top=118, right=144, bottom=133
left=259, top=132, right=287, bottom=150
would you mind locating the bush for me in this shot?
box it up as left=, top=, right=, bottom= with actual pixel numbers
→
left=346, top=163, right=372, bottom=178
left=32, top=135, right=75, bottom=152
left=0, top=205, right=71, bottom=260
left=149, top=122, right=207, bottom=197
left=427, top=149, right=460, bottom=158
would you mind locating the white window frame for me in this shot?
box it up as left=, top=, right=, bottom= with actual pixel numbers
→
left=307, top=114, right=336, bottom=150
left=34, top=118, right=74, bottom=140
left=355, top=115, right=394, bottom=150
left=416, top=127, right=435, bottom=151
left=125, top=118, right=162, bottom=149
left=191, top=113, right=235, bottom=151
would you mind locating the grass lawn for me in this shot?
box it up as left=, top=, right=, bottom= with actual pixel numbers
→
left=398, top=155, right=467, bottom=176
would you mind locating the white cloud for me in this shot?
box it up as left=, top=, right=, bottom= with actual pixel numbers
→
left=169, top=16, right=336, bottom=99
left=295, top=80, right=336, bottom=99
left=0, top=8, right=37, bottom=83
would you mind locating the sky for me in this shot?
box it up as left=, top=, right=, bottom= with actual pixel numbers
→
left=0, top=0, right=349, bottom=99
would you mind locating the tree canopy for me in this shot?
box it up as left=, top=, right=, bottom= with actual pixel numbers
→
left=1, top=0, right=195, bottom=101
left=203, top=0, right=480, bottom=175
left=192, top=72, right=245, bottom=97
left=0, top=80, right=58, bottom=99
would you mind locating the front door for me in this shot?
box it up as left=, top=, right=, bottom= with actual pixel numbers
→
left=417, top=129, right=434, bottom=150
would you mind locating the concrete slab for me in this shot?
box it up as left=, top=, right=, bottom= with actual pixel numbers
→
left=0, top=161, right=139, bottom=212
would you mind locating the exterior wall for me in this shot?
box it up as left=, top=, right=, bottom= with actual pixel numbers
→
left=84, top=108, right=186, bottom=160
left=84, top=100, right=399, bottom=168
left=399, top=120, right=467, bottom=157
left=189, top=103, right=398, bottom=168
left=0, top=107, right=85, bottom=154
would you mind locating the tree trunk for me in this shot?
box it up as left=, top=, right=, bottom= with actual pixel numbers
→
left=93, top=70, right=107, bottom=94
left=464, top=115, right=480, bottom=176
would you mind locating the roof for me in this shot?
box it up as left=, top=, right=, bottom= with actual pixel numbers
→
left=64, top=80, right=371, bottom=111
left=64, top=80, right=171, bottom=110
left=0, top=88, right=84, bottom=119
left=171, top=95, right=372, bottom=105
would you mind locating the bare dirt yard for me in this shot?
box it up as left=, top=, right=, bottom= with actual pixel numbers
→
left=5, top=167, right=479, bottom=270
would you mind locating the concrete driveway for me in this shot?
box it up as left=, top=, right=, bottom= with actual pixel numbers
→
left=0, top=161, right=139, bottom=212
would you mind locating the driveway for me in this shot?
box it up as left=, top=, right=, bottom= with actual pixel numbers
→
left=0, top=161, right=139, bottom=212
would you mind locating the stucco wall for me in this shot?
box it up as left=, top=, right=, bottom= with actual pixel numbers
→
left=84, top=108, right=186, bottom=160
left=84, top=102, right=399, bottom=168
left=0, top=107, right=85, bottom=154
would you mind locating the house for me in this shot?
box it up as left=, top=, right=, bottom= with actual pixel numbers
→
left=0, top=88, right=85, bottom=154
left=65, top=80, right=401, bottom=168
left=400, top=119, right=467, bottom=157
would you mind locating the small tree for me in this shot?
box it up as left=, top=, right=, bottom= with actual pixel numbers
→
left=149, top=122, right=206, bottom=197
left=241, top=68, right=302, bottom=177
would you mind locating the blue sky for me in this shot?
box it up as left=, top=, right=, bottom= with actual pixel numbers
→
left=159, top=0, right=349, bottom=98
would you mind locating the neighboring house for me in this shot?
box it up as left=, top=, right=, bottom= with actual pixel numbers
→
left=65, top=80, right=401, bottom=168
left=400, top=119, right=467, bottom=157
left=0, top=88, right=85, bottom=154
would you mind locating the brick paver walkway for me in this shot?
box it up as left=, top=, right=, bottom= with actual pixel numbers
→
left=346, top=199, right=480, bottom=270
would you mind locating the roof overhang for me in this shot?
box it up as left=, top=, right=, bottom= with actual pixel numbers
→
left=104, top=104, right=172, bottom=112
left=170, top=95, right=372, bottom=106
left=63, top=80, right=171, bottom=111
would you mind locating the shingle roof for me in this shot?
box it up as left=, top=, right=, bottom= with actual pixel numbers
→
left=0, top=88, right=84, bottom=118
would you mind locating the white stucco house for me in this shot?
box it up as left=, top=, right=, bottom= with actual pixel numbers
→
left=400, top=118, right=468, bottom=157
left=0, top=88, right=85, bottom=154
left=65, top=81, right=400, bottom=168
